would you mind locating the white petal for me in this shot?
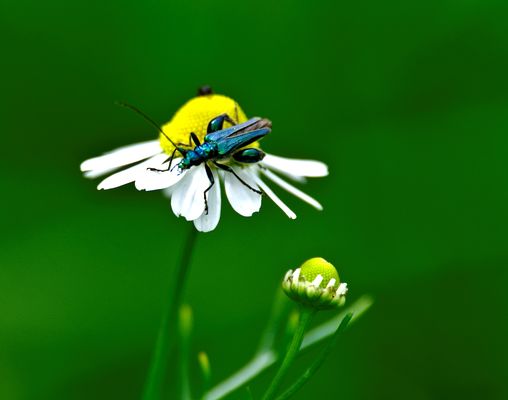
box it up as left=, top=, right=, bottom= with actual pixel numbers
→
left=84, top=165, right=122, bottom=179
left=81, top=140, right=162, bottom=175
left=97, top=153, right=168, bottom=190
left=252, top=175, right=296, bottom=219
left=284, top=269, right=293, bottom=281
left=170, top=166, right=210, bottom=221
left=224, top=167, right=261, bottom=217
left=261, top=165, right=307, bottom=184
left=162, top=186, right=174, bottom=199
left=312, top=274, right=324, bottom=287
left=194, top=169, right=221, bottom=232
left=261, top=169, right=323, bottom=210
left=275, top=172, right=307, bottom=184
left=292, top=268, right=301, bottom=281
left=135, top=158, right=184, bottom=191
left=261, top=154, right=328, bottom=178
left=336, top=283, right=348, bottom=296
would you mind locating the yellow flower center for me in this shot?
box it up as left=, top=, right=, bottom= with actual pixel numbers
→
left=159, top=94, right=259, bottom=155
left=300, top=257, right=340, bottom=289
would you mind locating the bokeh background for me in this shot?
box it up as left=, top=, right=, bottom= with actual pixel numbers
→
left=1, top=0, right=508, bottom=399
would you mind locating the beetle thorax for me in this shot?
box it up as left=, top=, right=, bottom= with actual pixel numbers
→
left=159, top=94, right=248, bottom=155
left=179, top=142, right=218, bottom=169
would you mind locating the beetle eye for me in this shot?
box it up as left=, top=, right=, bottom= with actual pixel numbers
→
left=198, top=85, right=213, bottom=96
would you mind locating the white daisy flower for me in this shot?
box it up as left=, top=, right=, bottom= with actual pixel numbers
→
left=80, top=90, right=328, bottom=232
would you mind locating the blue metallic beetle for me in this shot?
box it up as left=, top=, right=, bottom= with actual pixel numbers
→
left=118, top=101, right=272, bottom=214
left=167, top=114, right=271, bottom=213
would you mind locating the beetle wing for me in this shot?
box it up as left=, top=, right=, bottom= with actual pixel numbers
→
left=216, top=128, right=270, bottom=155
left=204, top=117, right=262, bottom=142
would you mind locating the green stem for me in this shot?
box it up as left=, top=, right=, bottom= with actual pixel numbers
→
left=142, top=226, right=198, bottom=400
left=262, top=307, right=316, bottom=400
left=275, top=313, right=353, bottom=400
left=204, top=295, right=373, bottom=400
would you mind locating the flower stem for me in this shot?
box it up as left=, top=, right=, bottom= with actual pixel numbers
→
left=142, top=226, right=198, bottom=400
left=275, top=313, right=353, bottom=400
left=262, top=306, right=317, bottom=400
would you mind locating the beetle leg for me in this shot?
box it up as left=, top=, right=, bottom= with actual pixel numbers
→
left=207, top=114, right=237, bottom=133
left=203, top=163, right=215, bottom=215
left=190, top=132, right=201, bottom=146
left=232, top=148, right=266, bottom=164
left=176, top=132, right=196, bottom=148
left=223, top=113, right=237, bottom=126
left=213, top=162, right=262, bottom=195
left=147, top=147, right=178, bottom=173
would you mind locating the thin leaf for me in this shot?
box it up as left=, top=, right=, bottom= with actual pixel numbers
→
left=275, top=313, right=353, bottom=400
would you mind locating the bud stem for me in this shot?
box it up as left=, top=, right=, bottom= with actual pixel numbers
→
left=275, top=313, right=353, bottom=400
left=262, top=306, right=317, bottom=400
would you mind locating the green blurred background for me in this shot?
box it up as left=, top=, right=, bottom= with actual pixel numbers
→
left=1, top=0, right=508, bottom=399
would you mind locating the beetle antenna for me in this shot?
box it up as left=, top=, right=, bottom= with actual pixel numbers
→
left=115, top=101, right=183, bottom=154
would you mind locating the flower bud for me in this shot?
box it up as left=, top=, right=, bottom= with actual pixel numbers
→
left=282, top=257, right=348, bottom=310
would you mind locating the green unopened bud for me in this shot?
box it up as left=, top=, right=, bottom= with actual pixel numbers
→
left=197, top=351, right=211, bottom=387
left=282, top=257, right=348, bottom=310
left=178, top=304, right=193, bottom=337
